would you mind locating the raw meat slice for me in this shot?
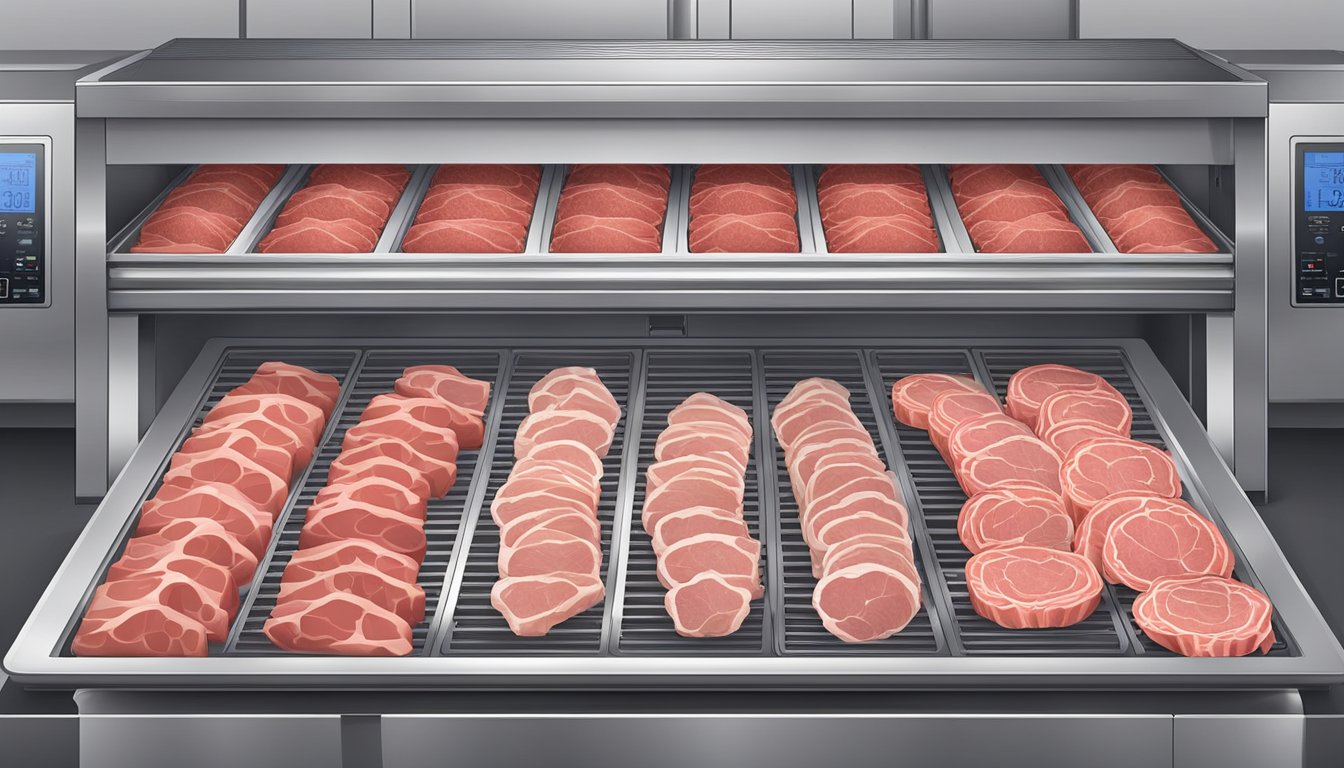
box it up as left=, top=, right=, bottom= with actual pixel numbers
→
left=277, top=563, right=426, bottom=625
left=499, top=528, right=602, bottom=580
left=275, top=184, right=391, bottom=231
left=138, top=484, right=273, bottom=556
left=1132, top=574, right=1275, bottom=657
left=534, top=388, right=622, bottom=429
left=430, top=164, right=541, bottom=190
left=957, top=434, right=1063, bottom=496
left=529, top=368, right=617, bottom=409
left=490, top=487, right=594, bottom=528
left=258, top=217, right=380, bottom=253
left=238, top=362, right=340, bottom=413
left=1107, top=206, right=1214, bottom=251
left=160, top=448, right=290, bottom=515
left=85, top=571, right=232, bottom=643
left=949, top=164, right=1052, bottom=200
left=786, top=440, right=882, bottom=486
left=498, top=470, right=599, bottom=511
left=784, top=424, right=873, bottom=461
left=971, top=214, right=1090, bottom=254
left=825, top=216, right=940, bottom=253
left=966, top=545, right=1103, bottom=629
left=557, top=185, right=666, bottom=222
left=771, top=385, right=850, bottom=430
left=646, top=454, right=743, bottom=493
left=1068, top=165, right=1164, bottom=196
left=810, top=510, right=909, bottom=564
left=314, top=475, right=429, bottom=520
left=946, top=413, right=1035, bottom=470
left=189, top=415, right=314, bottom=469
left=812, top=563, right=921, bottom=642
left=650, top=507, right=751, bottom=555
left=513, top=443, right=603, bottom=486
left=204, top=393, right=326, bottom=445
left=559, top=181, right=666, bottom=211
left=803, top=488, right=910, bottom=536
left=957, top=181, right=1068, bottom=223
left=138, top=206, right=239, bottom=251
left=325, top=454, right=434, bottom=503
left=116, top=518, right=259, bottom=585
left=491, top=573, right=605, bottom=636
left=172, top=426, right=297, bottom=482
left=129, top=239, right=223, bottom=254
left=778, top=377, right=851, bottom=409
left=332, top=437, right=457, bottom=498
left=515, top=409, right=615, bottom=459
left=1036, top=390, right=1133, bottom=438
left=507, top=457, right=602, bottom=496
left=402, top=218, right=526, bottom=253
left=566, top=164, right=669, bottom=191
left=653, top=422, right=750, bottom=471
left=642, top=469, right=745, bottom=525
left=690, top=183, right=795, bottom=216
left=306, top=165, right=410, bottom=204
left=550, top=215, right=661, bottom=253
left=818, top=186, right=931, bottom=225
left=818, top=164, right=925, bottom=189
left=772, top=401, right=865, bottom=453
left=957, top=487, right=1072, bottom=554
left=298, top=501, right=427, bottom=561
left=1040, top=420, right=1120, bottom=459
left=72, top=604, right=208, bottom=657
left=343, top=413, right=461, bottom=466
left=1060, top=437, right=1181, bottom=523
left=801, top=468, right=898, bottom=519
left=395, top=365, right=492, bottom=413
left=283, top=539, right=420, bottom=585
left=161, top=183, right=258, bottom=223
left=103, top=554, right=239, bottom=618
left=821, top=534, right=919, bottom=587
left=665, top=572, right=754, bottom=638
left=1005, top=364, right=1125, bottom=430
left=927, top=389, right=1005, bottom=458
left=656, top=533, right=761, bottom=589
left=361, top=393, right=485, bottom=450
left=694, top=164, right=793, bottom=188
left=416, top=188, right=533, bottom=226
left=184, top=170, right=273, bottom=200
left=1072, top=494, right=1187, bottom=570
left=501, top=508, right=602, bottom=549
left=1101, top=502, right=1233, bottom=590
left=1088, top=181, right=1182, bottom=221
left=667, top=393, right=752, bottom=439
left=263, top=592, right=414, bottom=656
left=689, top=212, right=800, bottom=253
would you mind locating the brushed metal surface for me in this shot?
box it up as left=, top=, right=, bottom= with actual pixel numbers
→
left=412, top=0, right=669, bottom=40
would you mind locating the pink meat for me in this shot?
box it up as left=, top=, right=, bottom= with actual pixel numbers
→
left=825, top=216, right=940, bottom=253
left=305, top=165, right=410, bottom=205
left=264, top=592, right=413, bottom=656
left=258, top=217, right=379, bottom=253
left=431, top=164, right=541, bottom=191
left=691, top=183, right=795, bottom=217
left=946, top=413, right=1035, bottom=470
left=1060, top=437, right=1181, bottom=523
left=325, top=454, right=434, bottom=502
left=1036, top=390, right=1133, bottom=438
left=1072, top=494, right=1190, bottom=571
left=361, top=392, right=485, bottom=450
left=173, top=426, right=297, bottom=483
left=649, top=507, right=751, bottom=555
left=402, top=218, right=526, bottom=253
left=314, top=475, right=429, bottom=520
left=1132, top=574, right=1275, bottom=657
left=666, top=393, right=752, bottom=439
left=818, top=164, right=925, bottom=189
left=927, top=390, right=1005, bottom=459
left=299, top=500, right=428, bottom=561
left=970, top=214, right=1090, bottom=254
left=490, top=573, right=605, bottom=636
left=116, top=518, right=259, bottom=585
left=656, top=533, right=760, bottom=590
left=966, top=545, right=1102, bottom=629
left=557, top=184, right=668, bottom=222
left=85, top=569, right=234, bottom=643
left=1005, top=363, right=1126, bottom=430
left=1101, top=502, right=1233, bottom=590
left=283, top=539, right=420, bottom=585
left=416, top=186, right=534, bottom=225
left=689, top=212, right=800, bottom=253
left=818, top=185, right=930, bottom=224
left=137, top=206, right=241, bottom=252
left=277, top=563, right=426, bottom=625
left=958, top=181, right=1068, bottom=223
left=501, top=508, right=601, bottom=549
left=654, top=423, right=750, bottom=471
left=159, top=447, right=289, bottom=516
left=514, top=409, right=615, bottom=459
left=804, top=492, right=909, bottom=553
left=957, top=486, right=1073, bottom=554
left=499, top=528, right=602, bottom=581
left=513, top=440, right=604, bottom=486
left=160, top=183, right=258, bottom=223
left=333, top=437, right=457, bottom=498
left=490, top=487, right=593, bottom=529
left=957, top=434, right=1062, bottom=496
left=137, top=483, right=273, bottom=556
left=890, top=373, right=985, bottom=429
left=812, top=563, right=921, bottom=642
left=550, top=215, right=661, bottom=253
left=395, top=364, right=493, bottom=413
left=694, top=164, right=793, bottom=189
left=665, top=573, right=754, bottom=638
left=343, top=414, right=460, bottom=468
left=646, top=454, right=742, bottom=494
left=1040, top=420, right=1123, bottom=460
left=641, top=470, right=745, bottom=531
left=821, top=535, right=919, bottom=587
left=72, top=604, right=208, bottom=657
left=275, top=184, right=391, bottom=231
left=771, top=400, right=865, bottom=453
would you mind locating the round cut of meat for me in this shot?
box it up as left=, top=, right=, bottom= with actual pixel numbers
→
left=812, top=563, right=921, bottom=642
left=263, top=592, right=414, bottom=656
left=650, top=507, right=750, bottom=555
left=1132, top=574, right=1275, bottom=657
left=501, top=507, right=601, bottom=549
left=515, top=409, right=615, bottom=460
left=299, top=500, right=428, bottom=561
left=160, top=447, right=290, bottom=515
left=1073, top=494, right=1191, bottom=570
left=138, top=483, right=273, bottom=557
left=1060, top=437, right=1181, bottom=523
left=491, top=573, right=605, bottom=637
left=656, top=533, right=760, bottom=590
left=84, top=571, right=233, bottom=644
left=957, top=487, right=1073, bottom=554
left=927, top=389, right=1004, bottom=459
left=1040, top=420, right=1121, bottom=459
left=821, top=535, right=920, bottom=588
left=946, top=413, right=1035, bottom=471
left=665, top=572, right=754, bottom=638
left=654, top=422, right=750, bottom=471
left=965, top=545, right=1103, bottom=629
left=666, top=392, right=752, bottom=440
left=204, top=392, right=326, bottom=445
left=1036, top=390, right=1133, bottom=438
left=498, top=528, right=602, bottom=581
left=957, top=434, right=1063, bottom=496
left=1101, top=502, right=1233, bottom=590
left=1006, top=364, right=1125, bottom=430
left=395, top=365, right=492, bottom=414
left=890, top=373, right=985, bottom=430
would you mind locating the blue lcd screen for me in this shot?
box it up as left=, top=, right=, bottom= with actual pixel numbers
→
left=1304, top=151, right=1344, bottom=212
left=0, top=153, right=36, bottom=213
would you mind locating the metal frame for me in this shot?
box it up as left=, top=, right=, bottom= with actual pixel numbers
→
left=14, top=336, right=1341, bottom=689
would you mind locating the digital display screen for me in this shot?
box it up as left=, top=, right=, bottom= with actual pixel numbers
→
left=1304, top=151, right=1344, bottom=211
left=0, top=153, right=36, bottom=213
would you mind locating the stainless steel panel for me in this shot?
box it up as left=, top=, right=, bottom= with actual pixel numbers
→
left=413, top=0, right=669, bottom=39
left=0, top=2, right=236, bottom=52
left=1231, top=117, right=1268, bottom=492
left=383, top=714, right=1174, bottom=768
left=730, top=0, right=853, bottom=40
left=1173, top=715, right=1306, bottom=768
left=1081, top=1, right=1344, bottom=51
left=930, top=0, right=1075, bottom=39
left=246, top=0, right=373, bottom=38
left=373, top=0, right=411, bottom=39
left=80, top=713, right=343, bottom=768
left=74, top=118, right=107, bottom=498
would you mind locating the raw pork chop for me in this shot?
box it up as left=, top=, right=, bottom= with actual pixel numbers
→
left=171, top=428, right=297, bottom=483
left=204, top=393, right=325, bottom=444
left=1035, top=390, right=1132, bottom=438
left=395, top=364, right=492, bottom=413
left=325, top=454, right=434, bottom=503
left=690, top=184, right=794, bottom=216
left=689, top=212, right=800, bottom=253
left=957, top=434, right=1063, bottom=496
left=649, top=507, right=751, bottom=555
left=275, top=184, right=391, bottom=231
left=821, top=535, right=919, bottom=588
left=138, top=206, right=239, bottom=251
left=84, top=571, right=232, bottom=643
left=1072, top=495, right=1193, bottom=571
left=314, top=475, right=429, bottom=520
left=499, top=528, right=602, bottom=580
left=642, top=470, right=745, bottom=526
left=361, top=392, right=485, bottom=450
left=927, top=390, right=1004, bottom=459
left=490, top=574, right=605, bottom=636
left=1101, top=502, right=1233, bottom=590
left=233, top=361, right=340, bottom=417
left=104, top=553, right=238, bottom=621
left=965, top=545, right=1102, bottom=629
left=160, top=447, right=289, bottom=514
left=957, top=487, right=1073, bottom=554
left=1005, top=363, right=1125, bottom=430
left=891, top=373, right=985, bottom=429
left=514, top=409, right=615, bottom=459
left=189, top=415, right=315, bottom=469
left=138, top=483, right=273, bottom=556
left=343, top=415, right=460, bottom=467
left=72, top=604, right=208, bottom=657
left=946, top=413, right=1035, bottom=471
left=1060, top=437, right=1180, bottom=523
left=1040, top=420, right=1120, bottom=459
left=283, top=539, right=420, bottom=585
left=666, top=393, right=751, bottom=439
left=333, top=437, right=457, bottom=497
left=500, top=508, right=601, bottom=549
left=646, top=454, right=743, bottom=494
left=665, top=573, right=754, bottom=638
left=277, top=563, right=426, bottom=625
left=812, top=563, right=921, bottom=642
left=299, top=500, right=428, bottom=560
left=116, top=517, right=259, bottom=584
left=1132, top=574, right=1275, bottom=657
left=556, top=185, right=667, bottom=221
left=654, top=423, right=750, bottom=470
left=264, top=592, right=414, bottom=656
left=656, top=534, right=760, bottom=590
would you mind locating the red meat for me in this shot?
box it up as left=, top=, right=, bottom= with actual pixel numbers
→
left=313, top=475, right=429, bottom=520
left=694, top=164, right=792, bottom=189
left=557, top=184, right=668, bottom=222
left=333, top=437, right=456, bottom=498
left=1133, top=575, right=1275, bottom=657
left=137, top=483, right=273, bottom=556
left=499, top=528, right=602, bottom=580
left=402, top=218, right=526, bottom=253
left=263, top=592, right=413, bottom=656
left=664, top=573, right=754, bottom=638
left=689, top=212, right=800, bottom=253
left=946, top=413, right=1034, bottom=470
left=966, top=545, right=1102, bottom=628
left=1005, top=363, right=1125, bottom=430
left=72, top=604, right=208, bottom=657
left=957, top=434, right=1063, bottom=496
left=173, top=426, right=298, bottom=482
left=416, top=186, right=534, bottom=225
left=825, top=216, right=939, bottom=253
left=501, top=508, right=601, bottom=549
left=160, top=183, right=257, bottom=223
left=189, top=415, right=315, bottom=470
left=515, top=408, right=615, bottom=459
left=283, top=539, right=420, bottom=585
left=138, top=206, right=241, bottom=252
left=306, top=165, right=410, bottom=205
left=550, top=215, right=661, bottom=253
left=957, top=182, right=1068, bottom=223
left=159, top=447, right=290, bottom=515
left=298, top=500, right=427, bottom=560
left=690, top=183, right=795, bottom=217
left=1101, top=501, right=1233, bottom=590
left=237, top=361, right=341, bottom=415
left=258, top=217, right=379, bottom=253
left=970, top=214, right=1091, bottom=254
left=818, top=164, right=925, bottom=189
left=84, top=570, right=233, bottom=643
left=430, top=164, right=541, bottom=192
left=277, top=563, right=426, bottom=625
left=927, top=389, right=1005, bottom=459
left=890, top=373, right=985, bottom=430
left=957, top=487, right=1073, bottom=554
left=326, top=454, right=434, bottom=503
left=274, top=184, right=391, bottom=231
left=361, top=392, right=485, bottom=450
left=1060, top=437, right=1181, bottom=523
left=1040, top=420, right=1122, bottom=459
left=1072, top=494, right=1189, bottom=571
left=342, top=414, right=460, bottom=468
left=395, top=365, right=492, bottom=414
left=115, top=517, right=259, bottom=585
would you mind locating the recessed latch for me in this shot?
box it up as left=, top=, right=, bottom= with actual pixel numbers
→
left=648, top=314, right=688, bottom=337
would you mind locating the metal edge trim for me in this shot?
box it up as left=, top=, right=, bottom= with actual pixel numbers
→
left=600, top=349, right=649, bottom=654
left=535, top=164, right=568, bottom=255
left=374, top=165, right=434, bottom=253
left=105, top=165, right=198, bottom=255
left=383, top=164, right=435, bottom=253
left=1040, top=164, right=1120, bottom=254
left=927, top=165, right=976, bottom=253
left=233, top=165, right=314, bottom=254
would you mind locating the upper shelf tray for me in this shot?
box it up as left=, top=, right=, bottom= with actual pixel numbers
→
left=77, top=39, right=1267, bottom=120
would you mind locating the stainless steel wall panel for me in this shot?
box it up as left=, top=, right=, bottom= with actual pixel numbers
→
left=412, top=0, right=669, bottom=40
left=730, top=0, right=853, bottom=40
left=930, top=0, right=1075, bottom=39
left=246, top=0, right=373, bottom=38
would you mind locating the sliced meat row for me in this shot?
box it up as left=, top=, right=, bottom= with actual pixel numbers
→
left=1067, top=164, right=1217, bottom=253
left=259, top=165, right=411, bottom=253
left=642, top=393, right=760, bottom=638
left=261, top=363, right=491, bottom=656
left=688, top=164, right=800, bottom=253
left=549, top=165, right=670, bottom=253
left=772, top=378, right=921, bottom=643
left=491, top=367, right=619, bottom=636
left=403, top=164, right=542, bottom=253
left=132, top=164, right=285, bottom=254
left=816, top=164, right=940, bottom=253
left=72, top=362, right=338, bottom=657
left=948, top=164, right=1090, bottom=253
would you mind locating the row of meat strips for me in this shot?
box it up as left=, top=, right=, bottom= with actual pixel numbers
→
left=891, top=364, right=1273, bottom=657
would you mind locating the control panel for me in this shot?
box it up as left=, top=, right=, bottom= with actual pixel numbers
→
left=1295, top=142, right=1344, bottom=305
left=0, top=141, right=47, bottom=306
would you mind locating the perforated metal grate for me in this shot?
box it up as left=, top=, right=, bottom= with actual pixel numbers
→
left=437, top=350, right=635, bottom=655
left=228, top=350, right=502, bottom=656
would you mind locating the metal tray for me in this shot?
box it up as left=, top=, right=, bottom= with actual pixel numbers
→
left=9, top=337, right=1340, bottom=689
left=803, top=165, right=954, bottom=255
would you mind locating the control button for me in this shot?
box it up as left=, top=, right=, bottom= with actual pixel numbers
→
left=1316, top=236, right=1328, bottom=245
left=1338, top=277, right=1344, bottom=298
left=16, top=238, right=31, bottom=246
left=0, top=278, right=7, bottom=299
